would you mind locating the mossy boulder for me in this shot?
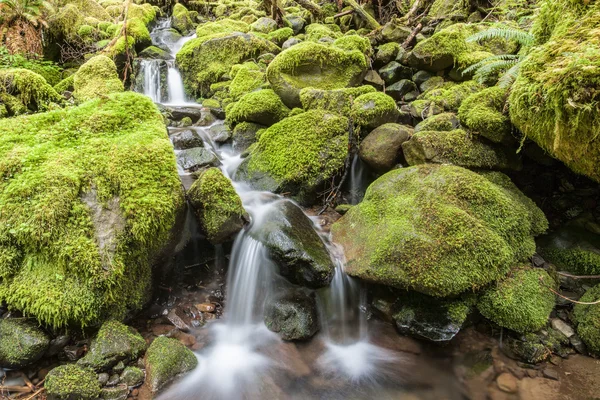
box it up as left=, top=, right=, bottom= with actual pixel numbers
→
left=232, top=121, right=264, bottom=152
left=509, top=1, right=600, bottom=183
left=177, top=32, right=279, bottom=95
left=331, top=165, right=548, bottom=297
left=305, top=23, right=341, bottom=41
left=121, top=366, right=145, bottom=387
left=228, top=63, right=265, bottom=101
left=226, top=89, right=290, bottom=126
left=419, top=80, right=483, bottom=111
left=402, top=129, right=522, bottom=171
left=78, top=321, right=147, bottom=370
left=267, top=27, right=294, bottom=45
left=477, top=267, right=556, bottom=333
left=0, top=92, right=184, bottom=328
left=196, top=19, right=250, bottom=38
left=537, top=226, right=600, bottom=276
left=299, top=85, right=375, bottom=116
left=249, top=200, right=334, bottom=288
left=251, top=17, right=278, bottom=34
left=573, top=284, right=600, bottom=355
left=459, top=86, right=512, bottom=144
left=429, top=0, right=470, bottom=20
left=351, top=92, right=399, bottom=130
left=359, top=123, right=412, bottom=172
left=45, top=364, right=101, bottom=400
left=73, top=55, right=124, bottom=103
left=145, top=336, right=198, bottom=393
left=172, top=3, right=195, bottom=35
left=264, top=288, right=319, bottom=340
left=414, top=112, right=459, bottom=133
left=266, top=41, right=368, bottom=107
left=188, top=168, right=247, bottom=244
left=0, top=69, right=62, bottom=115
left=138, top=45, right=171, bottom=60
left=0, top=319, right=49, bottom=368
left=234, top=110, right=348, bottom=203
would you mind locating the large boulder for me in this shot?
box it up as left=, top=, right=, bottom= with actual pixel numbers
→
left=249, top=200, right=334, bottom=288
left=226, top=89, right=290, bottom=126
left=573, top=284, right=600, bottom=355
left=235, top=110, right=348, bottom=203
left=78, top=321, right=147, bottom=370
left=351, top=92, right=399, bottom=130
left=171, top=3, right=195, bottom=35
left=0, top=92, right=184, bottom=328
left=145, top=336, right=198, bottom=393
left=331, top=165, right=548, bottom=297
left=73, top=55, right=124, bottom=102
left=188, top=167, right=247, bottom=244
left=266, top=41, right=368, bottom=107
left=509, top=0, right=600, bottom=182
left=0, top=319, right=49, bottom=368
left=264, top=289, right=319, bottom=340
left=176, top=32, right=279, bottom=95
left=45, top=364, right=101, bottom=400
left=359, top=123, right=412, bottom=172
left=458, top=86, right=513, bottom=144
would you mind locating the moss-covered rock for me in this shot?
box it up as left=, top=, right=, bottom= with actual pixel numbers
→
left=73, top=55, right=124, bottom=103
left=402, top=129, right=522, bottom=171
left=266, top=41, right=368, bottom=107
left=358, top=123, right=412, bottom=172
left=267, top=27, right=294, bottom=45
left=509, top=0, right=600, bottom=183
left=228, top=63, right=265, bottom=100
left=235, top=110, right=348, bottom=203
left=251, top=17, right=278, bottom=34
left=45, top=364, right=101, bottom=400
left=226, top=89, right=290, bottom=126
left=573, top=284, right=600, bottom=355
left=0, top=69, right=62, bottom=114
left=333, top=34, right=371, bottom=54
left=138, top=45, right=171, bottom=60
left=413, top=112, right=459, bottom=133
left=121, top=366, right=145, bottom=387
left=232, top=121, right=264, bottom=152
left=0, top=319, right=49, bottom=368
left=477, top=267, right=556, bottom=333
left=172, top=3, right=195, bottom=35
left=537, top=227, right=600, bottom=276
left=331, top=165, right=548, bottom=297
left=305, top=23, right=341, bottom=41
left=177, top=32, right=279, bottom=95
left=54, top=75, right=75, bottom=94
left=188, top=168, right=247, bottom=244
left=78, top=321, right=146, bottom=370
left=459, top=86, right=512, bottom=144
left=264, top=288, right=319, bottom=340
left=351, top=92, right=399, bottom=130
left=299, top=85, right=375, bottom=116
left=0, top=92, right=184, bottom=328
left=196, top=19, right=250, bottom=38
left=145, top=336, right=198, bottom=393
left=419, top=80, right=483, bottom=111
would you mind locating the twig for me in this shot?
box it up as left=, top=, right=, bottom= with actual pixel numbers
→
left=20, top=373, right=34, bottom=391
left=540, top=277, right=600, bottom=305
left=0, top=386, right=32, bottom=393
left=401, top=22, right=422, bottom=49
left=344, top=0, right=381, bottom=30
left=334, top=9, right=354, bottom=18
left=556, top=271, right=600, bottom=280
left=22, top=388, right=45, bottom=400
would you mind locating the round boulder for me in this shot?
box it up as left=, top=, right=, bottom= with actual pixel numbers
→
left=265, top=289, right=319, bottom=340
left=0, top=318, right=49, bottom=368
left=359, top=123, right=412, bottom=172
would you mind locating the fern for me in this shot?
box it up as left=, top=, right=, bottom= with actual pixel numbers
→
left=497, top=63, right=521, bottom=88
left=466, top=27, right=535, bottom=47
left=462, top=54, right=521, bottom=75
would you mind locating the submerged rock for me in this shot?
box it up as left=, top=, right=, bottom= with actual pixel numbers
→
left=359, top=123, right=412, bottom=172
left=45, top=364, right=101, bottom=400
left=264, top=289, right=319, bottom=340
left=331, top=165, right=548, bottom=297
left=145, top=336, right=198, bottom=393
left=0, top=319, right=49, bottom=368
left=250, top=200, right=334, bottom=288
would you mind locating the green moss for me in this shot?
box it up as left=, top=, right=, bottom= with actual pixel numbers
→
left=539, top=248, right=600, bottom=276
left=145, top=336, right=198, bottom=393
left=45, top=364, right=101, bottom=400
left=0, top=69, right=62, bottom=113
left=226, top=89, right=289, bottom=126
left=458, top=86, right=512, bottom=143
left=54, top=75, right=75, bottom=94
left=350, top=92, right=398, bottom=129
left=188, top=168, right=246, bottom=243
left=414, top=112, right=458, bottom=133
left=419, top=80, right=483, bottom=111
left=376, top=42, right=400, bottom=61
left=73, top=55, right=124, bottom=103
left=573, top=284, right=600, bottom=355
left=333, top=34, right=372, bottom=54
left=477, top=267, right=555, bottom=333
left=331, top=164, right=548, bottom=297
left=0, top=92, right=184, bottom=328
left=121, top=366, right=145, bottom=387
left=305, top=23, right=342, bottom=41
left=228, top=64, right=265, bottom=100
left=202, top=98, right=221, bottom=109
left=0, top=319, right=49, bottom=367
left=172, top=3, right=195, bottom=34
left=196, top=19, right=250, bottom=38
left=299, top=85, right=375, bottom=116
left=127, top=3, right=157, bottom=25
left=267, top=27, right=294, bottom=45
left=78, top=24, right=95, bottom=37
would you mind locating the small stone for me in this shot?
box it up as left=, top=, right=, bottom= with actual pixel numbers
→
left=195, top=303, right=216, bottom=313
left=570, top=335, right=587, bottom=354
left=170, top=129, right=204, bottom=150
left=64, top=345, right=85, bottom=361
left=100, top=385, right=128, bottom=400
left=98, top=372, right=110, bottom=386
left=176, top=147, right=220, bottom=172
left=120, top=366, right=145, bottom=387
left=550, top=318, right=575, bottom=338
left=107, top=373, right=120, bottom=386
left=496, top=372, right=518, bottom=393
left=526, top=369, right=537, bottom=378
left=113, top=361, right=125, bottom=374
left=549, top=355, right=562, bottom=366
left=542, top=368, right=559, bottom=381
left=46, top=335, right=71, bottom=357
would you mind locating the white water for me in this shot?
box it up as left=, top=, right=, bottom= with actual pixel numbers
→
left=139, top=59, right=162, bottom=103
left=348, top=153, right=369, bottom=205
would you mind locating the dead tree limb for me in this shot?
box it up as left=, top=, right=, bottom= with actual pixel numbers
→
left=344, top=0, right=381, bottom=30
left=401, top=22, right=422, bottom=49
left=540, top=276, right=600, bottom=305
left=294, top=0, right=322, bottom=18
left=334, top=9, right=354, bottom=18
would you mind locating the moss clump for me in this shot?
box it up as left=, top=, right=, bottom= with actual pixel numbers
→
left=0, top=92, right=184, bottom=328
left=477, top=267, right=556, bottom=333
left=331, top=164, right=548, bottom=297
left=45, top=364, right=101, bottom=400
left=196, top=19, right=250, bottom=38
left=226, top=89, right=290, bottom=126
left=267, top=27, right=294, bottom=45
left=188, top=168, right=247, bottom=244
left=177, top=32, right=279, bottom=95
left=228, top=63, right=265, bottom=101
left=53, top=75, right=75, bottom=94
left=0, top=319, right=49, bottom=368
left=459, top=86, right=512, bottom=144
left=414, top=112, right=459, bottom=133
left=537, top=226, right=600, bottom=276
left=305, top=23, right=341, bottom=41
left=0, top=69, right=62, bottom=114
left=419, top=80, right=483, bottom=111
left=238, top=110, right=348, bottom=200
left=299, top=85, right=375, bottom=116
left=573, top=284, right=600, bottom=355
left=73, top=55, right=124, bottom=103
left=376, top=42, right=400, bottom=63
left=351, top=92, right=398, bottom=129
left=145, top=336, right=198, bottom=393
left=333, top=34, right=372, bottom=54
left=78, top=320, right=147, bottom=370
left=266, top=41, right=368, bottom=107
left=509, top=0, right=600, bottom=183
left=172, top=3, right=195, bottom=34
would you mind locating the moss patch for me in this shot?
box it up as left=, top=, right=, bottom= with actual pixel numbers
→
left=45, top=364, right=101, bottom=400
left=299, top=85, right=375, bottom=116
left=459, top=86, right=512, bottom=144
left=351, top=92, right=398, bottom=129
left=573, top=284, right=600, bottom=355
left=73, top=55, right=124, bottom=103
left=226, top=89, right=290, bottom=126
left=145, top=336, right=198, bottom=393
left=0, top=69, right=62, bottom=114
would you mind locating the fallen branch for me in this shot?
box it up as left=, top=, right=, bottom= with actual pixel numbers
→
left=344, top=0, right=381, bottom=30
left=0, top=386, right=32, bottom=393
left=557, top=271, right=600, bottom=280
left=334, top=9, right=354, bottom=18
left=401, top=22, right=422, bottom=49
left=22, top=388, right=45, bottom=400
left=294, top=0, right=322, bottom=18
left=540, top=277, right=600, bottom=305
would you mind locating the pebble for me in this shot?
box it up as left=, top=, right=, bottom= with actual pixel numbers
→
left=167, top=308, right=191, bottom=332
left=98, top=372, right=110, bottom=386
left=542, top=368, right=559, bottom=381
left=551, top=318, right=575, bottom=338
left=496, top=372, right=518, bottom=393
left=570, top=335, right=587, bottom=354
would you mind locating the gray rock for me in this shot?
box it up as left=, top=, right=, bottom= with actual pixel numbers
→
left=386, top=79, right=418, bottom=101
left=0, top=318, right=49, bottom=368
left=170, top=129, right=204, bottom=150
left=359, top=123, right=412, bottom=172
left=98, top=372, right=110, bottom=386
left=145, top=337, right=198, bottom=393
left=570, top=335, right=587, bottom=354
left=208, top=123, right=231, bottom=143
left=107, top=373, right=120, bottom=386
left=232, top=122, right=264, bottom=152
left=378, top=62, right=414, bottom=85
left=542, top=368, right=559, bottom=381
left=112, top=361, right=125, bottom=374
left=412, top=70, right=433, bottom=87
left=551, top=318, right=575, bottom=338
left=46, top=335, right=71, bottom=357
left=251, top=17, right=278, bottom=34
left=363, top=70, right=385, bottom=91
left=120, top=366, right=144, bottom=387
left=286, top=15, right=305, bottom=35
left=176, top=147, right=220, bottom=171
left=165, top=106, right=206, bottom=123
left=380, top=21, right=412, bottom=42
left=264, top=289, right=319, bottom=340
left=100, top=385, right=128, bottom=400
left=282, top=37, right=301, bottom=50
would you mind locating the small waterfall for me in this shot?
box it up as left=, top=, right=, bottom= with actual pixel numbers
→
left=348, top=154, right=369, bottom=205
left=139, top=59, right=162, bottom=103
left=166, top=61, right=187, bottom=104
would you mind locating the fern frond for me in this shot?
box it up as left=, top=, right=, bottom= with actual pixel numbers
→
left=467, top=27, right=535, bottom=47
left=498, top=63, right=521, bottom=88
left=462, top=54, right=521, bottom=75
left=473, top=59, right=519, bottom=83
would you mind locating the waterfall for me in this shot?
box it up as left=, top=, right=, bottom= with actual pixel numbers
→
left=166, top=61, right=187, bottom=104
left=348, top=154, right=369, bottom=205
left=139, top=60, right=162, bottom=103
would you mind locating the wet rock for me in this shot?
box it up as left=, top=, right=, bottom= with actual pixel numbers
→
left=363, top=70, right=385, bottom=91
left=167, top=308, right=192, bottom=332
left=232, top=122, right=264, bottom=152
left=166, top=106, right=206, bottom=123
left=78, top=321, right=147, bottom=371
left=570, top=335, right=587, bottom=354
left=264, top=289, right=319, bottom=340
left=45, top=364, right=101, bottom=400
left=282, top=37, right=301, bottom=50
left=195, top=303, right=216, bottom=313
left=550, top=318, right=575, bottom=338
left=208, top=123, right=231, bottom=143
left=112, top=361, right=125, bottom=374
left=145, top=337, right=198, bottom=393
left=98, top=372, right=110, bottom=386
left=378, top=62, right=414, bottom=85
left=380, top=20, right=412, bottom=42
left=46, top=335, right=71, bottom=357
left=412, top=70, right=433, bottom=87
left=359, top=123, right=412, bottom=172
left=107, top=373, right=120, bottom=386
left=0, top=318, right=49, bottom=368
left=386, top=79, right=418, bottom=101
left=249, top=200, right=335, bottom=288
left=120, top=366, right=144, bottom=387
left=170, top=129, right=204, bottom=150
left=176, top=147, right=220, bottom=171
left=64, top=345, right=85, bottom=361
left=100, top=385, right=128, bottom=400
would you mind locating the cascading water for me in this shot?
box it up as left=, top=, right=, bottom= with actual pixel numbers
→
left=348, top=154, right=370, bottom=205
left=139, top=59, right=162, bottom=103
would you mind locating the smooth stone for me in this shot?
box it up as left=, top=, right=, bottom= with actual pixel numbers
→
left=176, top=147, right=220, bottom=171
left=170, top=129, right=204, bottom=150
left=550, top=318, right=575, bottom=338
left=496, top=372, right=518, bottom=393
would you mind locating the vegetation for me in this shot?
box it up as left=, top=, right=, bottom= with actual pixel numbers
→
left=573, top=284, right=600, bottom=355
left=0, top=0, right=53, bottom=55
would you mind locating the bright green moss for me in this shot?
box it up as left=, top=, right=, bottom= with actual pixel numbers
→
left=299, top=85, right=375, bottom=116
left=429, top=0, right=470, bottom=19
left=127, top=2, right=157, bottom=25
left=414, top=112, right=458, bottom=133
left=573, top=284, right=600, bottom=355
left=121, top=366, right=145, bottom=387
left=53, top=75, right=75, bottom=94
left=145, top=336, right=198, bottom=393
left=419, top=80, right=483, bottom=111
left=188, top=168, right=246, bottom=243
left=458, top=86, right=512, bottom=143
left=45, top=364, right=101, bottom=400
left=350, top=92, right=398, bottom=128
left=539, top=248, right=600, bottom=276
left=477, top=267, right=556, bottom=333
left=226, top=89, right=290, bottom=126
left=331, top=164, right=548, bottom=297
left=0, top=319, right=49, bottom=367
left=172, top=3, right=195, bottom=34
left=78, top=24, right=95, bottom=37
left=376, top=42, right=400, bottom=61
left=0, top=92, right=184, bottom=328
left=0, top=69, right=62, bottom=113
left=73, top=55, right=124, bottom=103
left=333, top=34, right=372, bottom=54
left=228, top=64, right=265, bottom=100
left=196, top=19, right=250, bottom=38
left=305, top=23, right=342, bottom=41
left=267, top=27, right=294, bottom=45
